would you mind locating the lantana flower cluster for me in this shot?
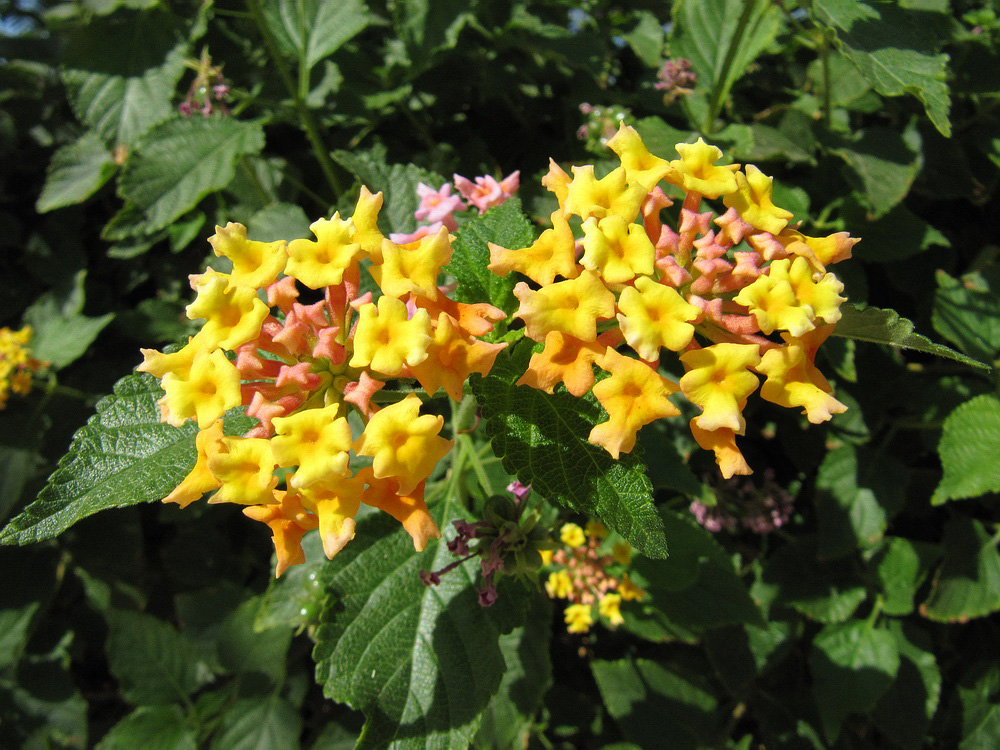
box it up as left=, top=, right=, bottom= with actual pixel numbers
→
left=0, top=326, right=45, bottom=409
left=490, top=124, right=854, bottom=477
left=690, top=470, right=796, bottom=534
left=138, top=188, right=508, bottom=576
left=543, top=521, right=646, bottom=633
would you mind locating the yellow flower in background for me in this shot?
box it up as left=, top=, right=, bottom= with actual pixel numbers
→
left=0, top=325, right=45, bottom=409
left=599, top=593, right=624, bottom=626
left=546, top=570, right=574, bottom=599
left=564, top=603, right=594, bottom=633
left=560, top=522, right=586, bottom=548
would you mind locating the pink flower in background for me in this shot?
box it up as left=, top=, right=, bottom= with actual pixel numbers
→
left=453, top=171, right=520, bottom=214
left=388, top=223, right=444, bottom=245
left=414, top=182, right=466, bottom=230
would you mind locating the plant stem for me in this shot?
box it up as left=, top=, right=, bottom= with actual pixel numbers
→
left=244, top=0, right=344, bottom=203
left=704, top=0, right=761, bottom=133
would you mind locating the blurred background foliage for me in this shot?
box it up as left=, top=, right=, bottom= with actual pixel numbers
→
left=1, top=0, right=999, bottom=748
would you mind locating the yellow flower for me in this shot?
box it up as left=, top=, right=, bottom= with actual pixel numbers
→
left=734, top=257, right=844, bottom=337
left=667, top=138, right=740, bottom=198
left=488, top=210, right=580, bottom=286
left=585, top=520, right=609, bottom=540
left=560, top=522, right=586, bottom=548
left=351, top=186, right=386, bottom=259
left=679, top=344, right=761, bottom=434
left=562, top=165, right=646, bottom=222
left=618, top=574, right=646, bottom=601
left=756, top=328, right=847, bottom=424
left=612, top=541, right=632, bottom=566
left=360, top=467, right=442, bottom=552
left=617, top=276, right=700, bottom=360
left=564, top=603, right=594, bottom=633
left=515, top=331, right=605, bottom=398
left=271, top=404, right=353, bottom=489
left=162, top=419, right=225, bottom=508
left=371, top=228, right=453, bottom=300
left=207, top=222, right=287, bottom=289
left=599, top=593, right=624, bottom=626
left=353, top=393, right=453, bottom=495
left=409, top=313, right=507, bottom=402
left=606, top=123, right=673, bottom=190
left=722, top=165, right=794, bottom=236
left=158, top=348, right=242, bottom=429
left=349, top=296, right=433, bottom=376
left=286, top=213, right=363, bottom=289
left=579, top=214, right=656, bottom=284
left=545, top=570, right=574, bottom=599
left=289, top=473, right=366, bottom=560
left=207, top=436, right=278, bottom=505
left=513, top=270, right=615, bottom=342
left=242, top=490, right=318, bottom=577
left=186, top=271, right=269, bottom=351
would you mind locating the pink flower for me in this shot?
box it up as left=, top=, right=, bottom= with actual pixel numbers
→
left=452, top=171, right=520, bottom=214
left=415, top=182, right=466, bottom=230
left=388, top=223, right=444, bottom=245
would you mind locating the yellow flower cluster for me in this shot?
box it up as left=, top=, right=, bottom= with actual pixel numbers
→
left=139, top=188, right=507, bottom=576
left=544, top=521, right=645, bottom=633
left=0, top=326, right=45, bottom=409
left=490, top=125, right=855, bottom=476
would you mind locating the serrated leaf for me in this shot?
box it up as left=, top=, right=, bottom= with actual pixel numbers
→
left=247, top=202, right=312, bottom=243
left=813, top=0, right=951, bottom=136
left=22, top=270, right=114, bottom=369
left=932, top=269, right=1000, bottom=363
left=210, top=695, right=303, bottom=750
left=331, top=146, right=444, bottom=235
left=921, top=517, right=1000, bottom=622
left=591, top=657, right=720, bottom=750
left=105, top=609, right=204, bottom=705
left=0, top=372, right=255, bottom=546
left=259, top=0, right=370, bottom=70
left=36, top=132, right=117, bottom=213
left=312, top=506, right=527, bottom=750
left=470, top=343, right=667, bottom=559
left=671, top=0, right=783, bottom=126
left=119, top=117, right=266, bottom=232
left=932, top=395, right=1000, bottom=504
left=833, top=304, right=990, bottom=370
left=96, top=706, right=197, bottom=750
left=447, top=198, right=535, bottom=327
left=809, top=621, right=900, bottom=744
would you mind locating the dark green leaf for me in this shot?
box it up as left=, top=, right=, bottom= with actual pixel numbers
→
left=217, top=597, right=292, bottom=686
left=958, top=663, right=1000, bottom=750
left=932, top=394, right=1000, bottom=504
left=447, top=198, right=535, bottom=326
left=247, top=203, right=312, bottom=243
left=591, top=657, right=720, bottom=750
left=829, top=127, right=921, bottom=218
left=873, top=621, right=941, bottom=750
left=36, top=132, right=117, bottom=213
left=312, top=506, right=527, bottom=749
left=259, top=0, right=370, bottom=70
left=809, top=620, right=900, bottom=744
left=22, top=270, right=114, bottom=369
left=331, top=146, right=444, bottom=235
left=0, top=372, right=255, bottom=546
left=633, top=117, right=695, bottom=157
left=64, top=6, right=186, bottom=77
left=120, top=117, right=266, bottom=232
left=869, top=537, right=940, bottom=616
left=833, top=304, right=990, bottom=370
left=105, top=609, right=204, bottom=705
left=623, top=11, right=664, bottom=67
left=471, top=343, right=667, bottom=558
left=96, top=706, right=197, bottom=750
left=210, top=695, right=303, bottom=750
left=932, top=269, right=1000, bottom=363
left=921, top=516, right=1000, bottom=622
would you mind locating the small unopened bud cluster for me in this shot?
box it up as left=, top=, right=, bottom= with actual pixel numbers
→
left=576, top=103, right=632, bottom=154
left=421, top=489, right=554, bottom=607
left=543, top=521, right=646, bottom=634
left=179, top=48, right=231, bottom=118
left=654, top=58, right=696, bottom=105
left=690, top=469, right=795, bottom=534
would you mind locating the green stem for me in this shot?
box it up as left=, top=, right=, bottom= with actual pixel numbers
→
left=704, top=0, right=761, bottom=133
left=244, top=0, right=344, bottom=202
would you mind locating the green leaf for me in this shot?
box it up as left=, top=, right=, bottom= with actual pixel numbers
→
left=813, top=0, right=951, bottom=136
left=958, top=663, right=1000, bottom=750
left=22, top=270, right=114, bottom=369
left=471, top=343, right=668, bottom=559
left=670, top=0, right=783, bottom=126
left=447, top=198, right=535, bottom=327
left=869, top=537, right=940, bottom=617
left=473, top=596, right=552, bottom=750
left=754, top=536, right=867, bottom=623
left=623, top=11, right=665, bottom=67
left=920, top=517, right=1000, bottom=622
left=331, top=146, right=444, bottom=235
left=809, top=620, right=900, bottom=744
left=392, top=0, right=474, bottom=62
left=105, top=609, right=204, bottom=705
left=119, top=117, right=266, bottom=232
left=63, top=6, right=186, bottom=77
left=247, top=202, right=312, bottom=243
left=210, top=695, right=303, bottom=750
left=814, top=445, right=907, bottom=557
left=0, top=372, right=255, bottom=546
left=633, top=117, right=695, bottom=157
left=591, top=657, right=720, bottom=750
left=36, top=132, right=117, bottom=213
left=829, top=127, right=922, bottom=218
left=932, top=269, right=1000, bottom=363
left=312, top=507, right=528, bottom=749
left=259, top=0, right=370, bottom=70
left=932, top=394, right=1000, bottom=504
left=633, top=509, right=764, bottom=631
left=833, top=304, right=990, bottom=370
left=872, top=621, right=942, bottom=750
left=217, top=597, right=292, bottom=686
left=96, top=706, right=197, bottom=750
